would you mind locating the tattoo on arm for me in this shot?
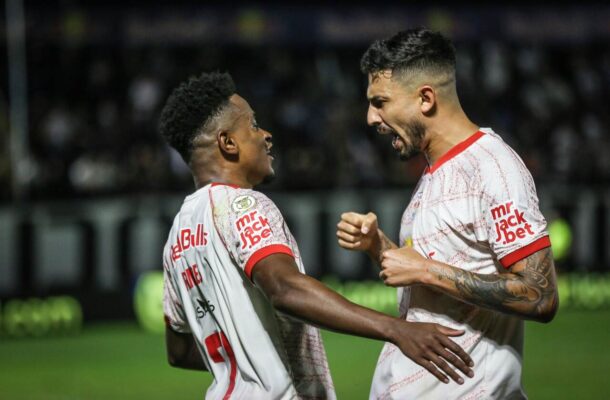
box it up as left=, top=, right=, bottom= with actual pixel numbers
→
left=428, top=248, right=558, bottom=320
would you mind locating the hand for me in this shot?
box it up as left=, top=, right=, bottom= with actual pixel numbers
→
left=393, top=321, right=475, bottom=384
left=336, top=212, right=380, bottom=254
left=380, top=246, right=428, bottom=286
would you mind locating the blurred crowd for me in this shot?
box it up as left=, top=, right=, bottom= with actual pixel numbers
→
left=1, top=37, right=609, bottom=201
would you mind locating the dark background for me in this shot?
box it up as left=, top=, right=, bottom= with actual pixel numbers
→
left=1, top=2, right=609, bottom=319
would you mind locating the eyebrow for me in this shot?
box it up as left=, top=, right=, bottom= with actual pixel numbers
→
left=368, top=95, right=386, bottom=103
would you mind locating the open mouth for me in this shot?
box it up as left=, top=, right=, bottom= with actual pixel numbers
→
left=375, top=126, right=402, bottom=151
left=391, top=134, right=400, bottom=149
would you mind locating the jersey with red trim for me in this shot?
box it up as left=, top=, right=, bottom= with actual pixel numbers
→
left=371, top=128, right=549, bottom=400
left=163, top=183, right=335, bottom=400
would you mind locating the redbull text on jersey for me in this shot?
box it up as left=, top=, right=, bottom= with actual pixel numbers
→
left=171, top=224, right=208, bottom=261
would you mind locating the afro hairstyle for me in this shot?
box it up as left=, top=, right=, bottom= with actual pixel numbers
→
left=159, top=71, right=236, bottom=163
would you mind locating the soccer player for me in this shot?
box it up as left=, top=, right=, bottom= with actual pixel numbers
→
left=159, top=71, right=474, bottom=399
left=336, top=28, right=559, bottom=399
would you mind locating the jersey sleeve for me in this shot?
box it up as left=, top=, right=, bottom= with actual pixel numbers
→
left=162, top=264, right=191, bottom=333
left=212, top=188, right=295, bottom=279
left=477, top=150, right=551, bottom=268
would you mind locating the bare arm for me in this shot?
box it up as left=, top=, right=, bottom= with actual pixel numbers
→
left=165, top=326, right=208, bottom=371
left=253, top=253, right=475, bottom=384
left=380, top=246, right=559, bottom=323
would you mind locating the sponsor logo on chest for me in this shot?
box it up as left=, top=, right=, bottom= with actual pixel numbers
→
left=490, top=201, right=534, bottom=244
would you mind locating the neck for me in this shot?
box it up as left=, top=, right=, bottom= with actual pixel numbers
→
left=424, top=108, right=479, bottom=166
left=191, top=156, right=253, bottom=190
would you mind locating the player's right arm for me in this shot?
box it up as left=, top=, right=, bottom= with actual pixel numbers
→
left=252, top=254, right=475, bottom=385
left=336, top=211, right=393, bottom=265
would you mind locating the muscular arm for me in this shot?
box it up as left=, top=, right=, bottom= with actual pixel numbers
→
left=253, top=253, right=475, bottom=384
left=408, top=247, right=558, bottom=322
left=165, top=326, right=208, bottom=371
left=426, top=248, right=558, bottom=322
left=253, top=253, right=401, bottom=339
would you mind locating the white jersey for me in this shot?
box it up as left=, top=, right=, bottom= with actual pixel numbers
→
left=163, top=183, right=335, bottom=400
left=371, top=129, right=550, bottom=400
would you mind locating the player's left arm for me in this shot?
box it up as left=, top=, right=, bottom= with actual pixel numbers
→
left=165, top=326, right=208, bottom=371
left=380, top=246, right=558, bottom=323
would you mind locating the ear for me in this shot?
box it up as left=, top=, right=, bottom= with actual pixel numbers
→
left=418, top=86, right=436, bottom=114
left=217, top=130, right=239, bottom=155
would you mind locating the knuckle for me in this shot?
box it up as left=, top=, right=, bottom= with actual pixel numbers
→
left=423, top=349, right=435, bottom=358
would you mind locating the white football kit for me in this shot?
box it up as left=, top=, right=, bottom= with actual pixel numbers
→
left=370, top=129, right=551, bottom=400
left=163, top=183, right=335, bottom=399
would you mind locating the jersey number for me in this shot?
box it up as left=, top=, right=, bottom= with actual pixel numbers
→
left=204, top=330, right=236, bottom=399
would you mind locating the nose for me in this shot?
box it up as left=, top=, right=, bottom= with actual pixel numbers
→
left=263, top=130, right=272, bottom=147
left=367, top=105, right=382, bottom=127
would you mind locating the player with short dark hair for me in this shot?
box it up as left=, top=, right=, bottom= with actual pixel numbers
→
left=159, top=71, right=474, bottom=399
left=337, top=28, right=558, bottom=399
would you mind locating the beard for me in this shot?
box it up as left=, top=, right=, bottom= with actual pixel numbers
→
left=398, top=120, right=426, bottom=161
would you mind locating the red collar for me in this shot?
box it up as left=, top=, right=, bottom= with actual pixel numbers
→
left=210, top=182, right=240, bottom=189
left=425, top=130, right=485, bottom=174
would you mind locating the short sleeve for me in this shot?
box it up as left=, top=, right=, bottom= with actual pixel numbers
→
left=478, top=151, right=551, bottom=268
left=211, top=188, right=295, bottom=279
left=163, top=265, right=190, bottom=333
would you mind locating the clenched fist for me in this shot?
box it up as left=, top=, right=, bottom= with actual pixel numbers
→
left=380, top=246, right=429, bottom=286
left=336, top=212, right=380, bottom=254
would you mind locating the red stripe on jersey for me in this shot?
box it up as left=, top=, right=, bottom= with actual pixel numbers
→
left=500, top=236, right=551, bottom=268
left=245, top=244, right=294, bottom=279
left=204, top=331, right=237, bottom=399
left=426, top=130, right=485, bottom=174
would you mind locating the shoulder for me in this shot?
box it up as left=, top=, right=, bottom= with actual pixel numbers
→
left=208, top=183, right=265, bottom=202
left=209, top=184, right=282, bottom=218
left=470, top=130, right=538, bottom=204
left=472, top=129, right=532, bottom=183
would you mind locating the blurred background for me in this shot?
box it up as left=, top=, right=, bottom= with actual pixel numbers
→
left=1, top=2, right=609, bottom=399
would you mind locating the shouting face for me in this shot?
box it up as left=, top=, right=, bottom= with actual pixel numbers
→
left=366, top=71, right=426, bottom=161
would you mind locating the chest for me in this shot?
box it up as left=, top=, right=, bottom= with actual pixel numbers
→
left=399, top=172, right=482, bottom=253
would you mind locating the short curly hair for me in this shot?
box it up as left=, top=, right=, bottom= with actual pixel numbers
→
left=360, top=28, right=456, bottom=78
left=159, top=71, right=236, bottom=163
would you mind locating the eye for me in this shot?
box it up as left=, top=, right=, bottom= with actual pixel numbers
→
left=370, top=98, right=384, bottom=109
left=252, top=118, right=259, bottom=131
